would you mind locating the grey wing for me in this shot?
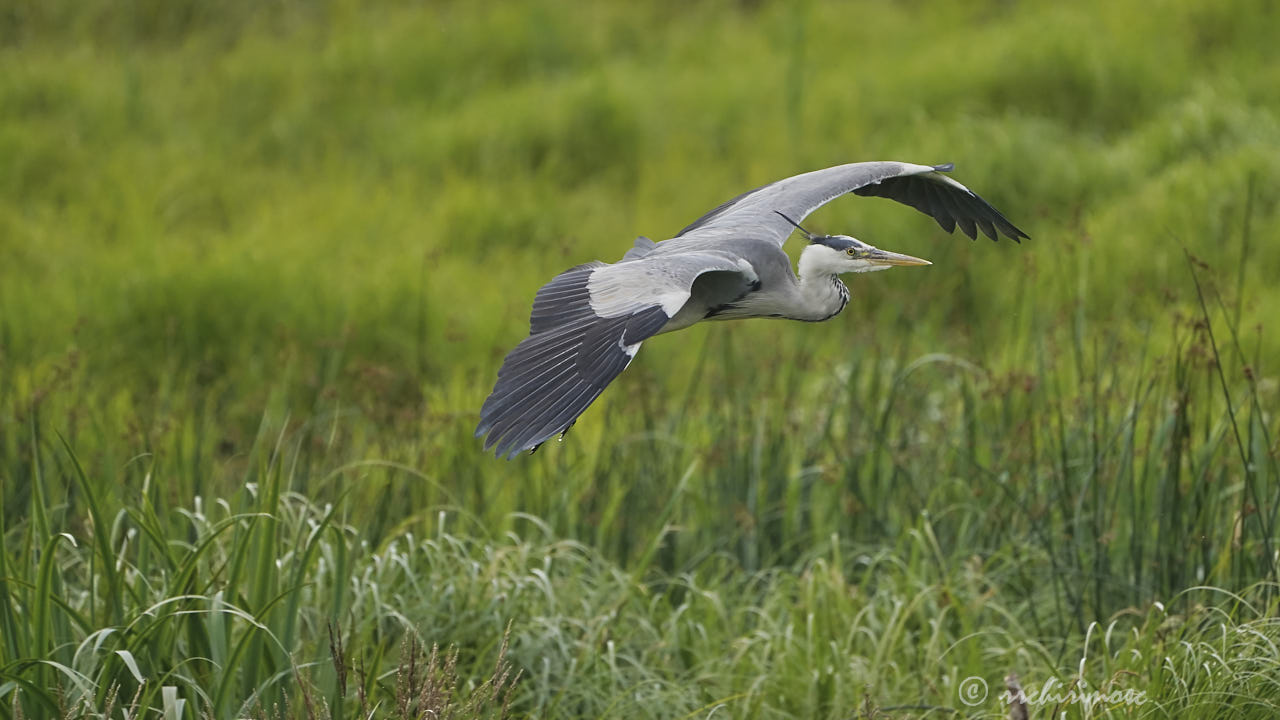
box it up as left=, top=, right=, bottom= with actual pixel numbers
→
left=676, top=161, right=1029, bottom=245
left=620, top=236, right=657, bottom=262
left=476, top=251, right=755, bottom=459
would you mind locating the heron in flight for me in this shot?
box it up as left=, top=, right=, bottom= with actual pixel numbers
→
left=477, top=161, right=1028, bottom=458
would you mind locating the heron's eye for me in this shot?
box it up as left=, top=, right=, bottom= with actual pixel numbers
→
left=846, top=248, right=857, bottom=256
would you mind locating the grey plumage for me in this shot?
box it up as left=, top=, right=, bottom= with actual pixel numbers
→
left=477, top=161, right=1028, bottom=458
left=676, top=161, right=1027, bottom=244
left=620, top=235, right=657, bottom=261
left=476, top=264, right=670, bottom=456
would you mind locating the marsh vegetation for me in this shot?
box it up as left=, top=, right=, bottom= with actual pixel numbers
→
left=2, top=0, right=1279, bottom=716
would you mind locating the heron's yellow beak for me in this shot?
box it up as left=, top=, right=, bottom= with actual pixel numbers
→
left=866, top=248, right=932, bottom=267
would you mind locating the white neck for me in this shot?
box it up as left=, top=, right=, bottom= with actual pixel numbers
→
left=791, top=246, right=850, bottom=322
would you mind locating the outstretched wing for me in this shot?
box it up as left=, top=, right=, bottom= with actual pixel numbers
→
left=676, top=161, right=1029, bottom=245
left=477, top=251, right=756, bottom=459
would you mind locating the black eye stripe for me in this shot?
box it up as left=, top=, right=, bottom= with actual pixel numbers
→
left=812, top=235, right=863, bottom=252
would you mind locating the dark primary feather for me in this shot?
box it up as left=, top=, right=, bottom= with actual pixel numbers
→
left=852, top=172, right=1029, bottom=242
left=477, top=265, right=669, bottom=459
left=528, top=262, right=605, bottom=334
left=674, top=161, right=1028, bottom=247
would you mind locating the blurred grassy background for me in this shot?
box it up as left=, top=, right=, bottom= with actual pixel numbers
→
left=3, top=0, right=1280, bottom=717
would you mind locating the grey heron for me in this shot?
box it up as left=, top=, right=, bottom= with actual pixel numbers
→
left=476, top=161, right=1028, bottom=458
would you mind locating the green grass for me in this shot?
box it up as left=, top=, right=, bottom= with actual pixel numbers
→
left=3, top=0, right=1280, bottom=717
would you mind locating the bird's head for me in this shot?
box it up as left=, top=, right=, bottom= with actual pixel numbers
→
left=777, top=212, right=931, bottom=274
left=806, top=234, right=931, bottom=274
